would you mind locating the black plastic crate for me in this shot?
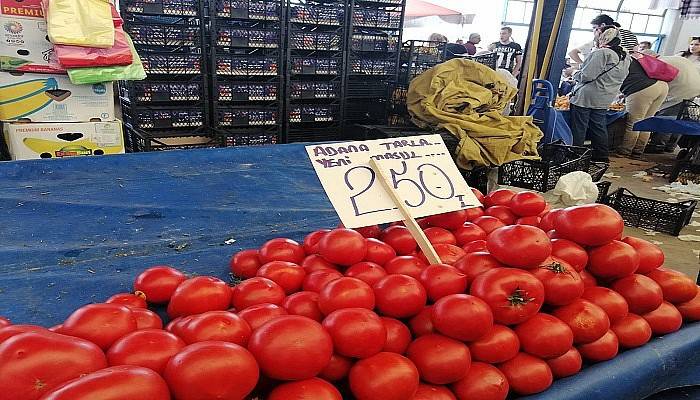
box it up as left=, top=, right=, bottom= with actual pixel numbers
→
left=289, top=3, right=345, bottom=26
left=344, top=99, right=387, bottom=122
left=127, top=127, right=218, bottom=152
left=120, top=78, right=205, bottom=103
left=596, top=181, right=611, bottom=203
left=216, top=26, right=280, bottom=48
left=141, top=53, right=202, bottom=74
left=289, top=105, right=339, bottom=123
left=123, top=104, right=205, bottom=130
left=470, top=52, right=498, bottom=70
left=215, top=0, right=281, bottom=20
left=287, top=126, right=341, bottom=143
left=401, top=40, right=443, bottom=63
left=216, top=82, right=278, bottom=101
left=216, top=54, right=279, bottom=76
left=346, top=79, right=388, bottom=98
left=350, top=57, right=396, bottom=75
left=351, top=32, right=397, bottom=52
left=678, top=99, right=700, bottom=121
left=604, top=188, right=697, bottom=236
left=352, top=7, right=401, bottom=29
left=123, top=0, right=201, bottom=16
left=290, top=30, right=342, bottom=51
left=355, top=0, right=402, bottom=4
left=290, top=57, right=341, bottom=75
left=220, top=131, right=278, bottom=146
left=588, top=161, right=609, bottom=182
left=216, top=107, right=278, bottom=127
left=289, top=81, right=340, bottom=99
left=498, top=143, right=592, bottom=193
left=124, top=18, right=201, bottom=48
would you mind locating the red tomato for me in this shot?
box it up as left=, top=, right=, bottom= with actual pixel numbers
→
left=453, top=223, right=487, bottom=246
left=383, top=256, right=427, bottom=279
left=407, top=334, right=471, bottom=384
left=642, top=301, right=683, bottom=335
left=515, top=313, right=573, bottom=359
left=424, top=227, right=458, bottom=245
left=0, top=317, right=9, bottom=328
left=302, top=269, right=343, bottom=293
left=131, top=308, right=163, bottom=330
left=419, top=264, right=468, bottom=302
left=164, top=341, right=258, bottom=399
left=579, top=270, right=598, bottom=288
left=238, top=303, right=288, bottom=330
left=509, top=191, right=546, bottom=217
left=611, top=274, right=664, bottom=315
left=248, top=315, right=333, bottom=380
left=106, top=329, right=185, bottom=374
left=431, top=294, right=493, bottom=341
left=61, top=304, right=137, bottom=350
left=546, top=348, right=582, bottom=378
left=0, top=325, right=48, bottom=344
left=554, top=204, right=624, bottom=246
left=621, top=236, right=664, bottom=274
left=349, top=352, right=420, bottom=400
left=472, top=188, right=485, bottom=203
left=532, top=258, right=584, bottom=306
left=167, top=276, right=232, bottom=319
left=302, top=254, right=338, bottom=273
left=425, top=210, right=469, bottom=230
left=318, top=277, right=375, bottom=315
left=516, top=216, right=541, bottom=226
left=451, top=362, right=509, bottom=400
left=413, top=384, right=456, bottom=400
left=373, top=274, right=427, bottom=318
left=231, top=277, right=286, bottom=310
left=453, top=251, right=504, bottom=286
left=484, top=205, right=517, bottom=225
left=319, top=229, right=368, bottom=266
left=538, top=209, right=562, bottom=232
left=577, top=330, right=618, bottom=362
left=552, top=299, right=610, bottom=344
left=353, top=224, right=383, bottom=239
left=381, top=226, right=418, bottom=255
left=483, top=189, right=516, bottom=207
left=418, top=244, right=466, bottom=266
left=677, top=291, right=700, bottom=321
left=381, top=317, right=412, bottom=354
left=0, top=331, right=108, bottom=400
left=587, top=240, right=640, bottom=279
left=230, top=249, right=262, bottom=279
left=259, top=237, right=305, bottom=264
left=646, top=268, right=698, bottom=304
left=345, top=262, right=388, bottom=286
left=133, top=266, right=186, bottom=304
left=469, top=324, right=520, bottom=363
left=256, top=261, right=306, bottom=294
left=320, top=354, right=353, bottom=381
left=464, top=207, right=485, bottom=222
left=470, top=268, right=545, bottom=325
left=498, top=352, right=553, bottom=395
left=178, top=311, right=252, bottom=346
left=268, top=378, right=342, bottom=400
left=582, top=286, right=629, bottom=323
left=322, top=308, right=386, bottom=359
left=611, top=313, right=652, bottom=348
left=304, top=229, right=330, bottom=254
left=284, top=291, right=323, bottom=321
left=550, top=239, right=588, bottom=272
left=486, top=225, right=552, bottom=269
left=39, top=366, right=169, bottom=400
left=364, top=238, right=397, bottom=266
left=409, top=306, right=436, bottom=337
left=472, top=216, right=506, bottom=234
left=461, top=239, right=488, bottom=253
left=105, top=293, right=147, bottom=309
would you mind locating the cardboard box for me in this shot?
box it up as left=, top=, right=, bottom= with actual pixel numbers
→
left=3, top=120, right=125, bottom=160
left=0, top=71, right=114, bottom=122
left=1, top=0, right=43, bottom=18
left=1, top=16, right=64, bottom=73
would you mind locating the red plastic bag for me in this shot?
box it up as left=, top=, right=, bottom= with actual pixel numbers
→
left=633, top=52, right=679, bottom=82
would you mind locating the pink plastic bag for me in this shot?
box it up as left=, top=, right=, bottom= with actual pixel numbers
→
left=633, top=52, right=680, bottom=82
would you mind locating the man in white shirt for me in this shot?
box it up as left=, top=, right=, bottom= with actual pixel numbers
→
left=568, top=41, right=594, bottom=65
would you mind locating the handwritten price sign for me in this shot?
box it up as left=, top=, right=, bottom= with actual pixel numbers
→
left=306, top=134, right=482, bottom=228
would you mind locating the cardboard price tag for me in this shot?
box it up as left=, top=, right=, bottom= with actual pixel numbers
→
left=306, top=134, right=481, bottom=228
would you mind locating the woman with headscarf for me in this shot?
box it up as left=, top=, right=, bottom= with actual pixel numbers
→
left=569, top=26, right=630, bottom=162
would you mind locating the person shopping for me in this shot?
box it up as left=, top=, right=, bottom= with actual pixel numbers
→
left=678, top=37, right=700, bottom=72
left=569, top=26, right=630, bottom=162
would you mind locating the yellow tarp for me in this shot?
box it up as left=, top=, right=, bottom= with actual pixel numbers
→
left=407, top=58, right=542, bottom=170
left=47, top=0, right=114, bottom=48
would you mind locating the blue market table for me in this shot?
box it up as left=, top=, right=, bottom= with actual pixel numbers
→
left=0, top=144, right=699, bottom=400
left=635, top=116, right=700, bottom=182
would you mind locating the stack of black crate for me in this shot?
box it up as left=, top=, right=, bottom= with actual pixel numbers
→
left=119, top=0, right=212, bottom=151
left=210, top=0, right=284, bottom=146
left=283, top=0, right=347, bottom=143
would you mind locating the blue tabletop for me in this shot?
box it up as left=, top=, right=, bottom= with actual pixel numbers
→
left=634, top=116, right=700, bottom=135
left=0, top=143, right=698, bottom=400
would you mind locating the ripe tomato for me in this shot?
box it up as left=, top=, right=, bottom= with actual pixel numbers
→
left=552, top=299, right=610, bottom=344
left=498, top=352, right=553, bottom=395
left=472, top=188, right=485, bottom=203
left=546, top=347, right=582, bottom=378
left=554, top=204, right=624, bottom=246
left=611, top=274, right=664, bottom=315
left=516, top=216, right=541, bottom=226
left=322, top=308, right=386, bottom=359
left=621, top=236, right=664, bottom=274
left=532, top=258, right=584, bottom=306
left=461, top=239, right=488, bottom=253
left=352, top=224, right=383, bottom=239
left=486, top=225, right=552, bottom=269
left=611, top=313, right=652, bottom=348
left=105, top=293, right=147, bottom=309
left=302, top=254, right=338, bottom=273
left=550, top=239, right=588, bottom=272
left=409, top=306, right=436, bottom=337
left=303, top=269, right=343, bottom=292
left=383, top=256, right=427, bottom=279
left=256, top=261, right=306, bottom=294
left=464, top=207, right=485, bottom=222
left=231, top=277, right=286, bottom=310
left=646, top=268, right=698, bottom=304
left=39, top=366, right=169, bottom=400
left=582, top=286, right=629, bottom=323
left=577, top=330, right=618, bottom=362
left=472, top=216, right=506, bottom=235
left=0, top=317, right=9, bottom=328
left=407, top=334, right=471, bottom=384
left=579, top=270, right=598, bottom=288
left=587, top=240, right=640, bottom=279
left=483, top=189, right=516, bottom=207
left=470, top=268, right=545, bottom=325
left=469, top=324, right=520, bottom=363
left=164, top=341, right=258, bottom=399
left=345, top=262, right=387, bottom=286
left=238, top=303, right=288, bottom=330
left=259, top=237, right=305, bottom=264
left=425, top=210, right=469, bottom=230
left=538, top=209, right=563, bottom=232
left=107, top=329, right=185, bottom=374
left=0, top=325, right=48, bottom=344
left=381, top=226, right=418, bottom=255
left=268, top=378, right=342, bottom=400
left=453, top=223, right=487, bottom=246
left=373, top=274, right=427, bottom=318
left=381, top=317, right=412, bottom=354
left=230, top=249, right=262, bottom=279
left=304, top=229, right=331, bottom=254
left=413, top=384, right=456, bottom=400
left=642, top=301, right=683, bottom=335
left=515, top=313, right=573, bottom=359
left=283, top=291, right=322, bottom=322
left=677, top=290, right=700, bottom=321
left=319, top=229, right=367, bottom=266
left=364, top=238, right=397, bottom=266
left=133, top=265, right=186, bottom=304
left=451, top=362, right=509, bottom=400
left=418, top=244, right=466, bottom=266
left=167, top=276, right=232, bottom=319
left=424, top=227, right=458, bottom=245
left=178, top=311, right=252, bottom=346
left=419, top=264, right=468, bottom=302
left=131, top=308, right=163, bottom=330
left=431, top=294, right=493, bottom=341
left=509, top=191, right=546, bottom=217
left=320, top=354, right=353, bottom=381
left=318, top=277, right=375, bottom=315
left=61, top=303, right=137, bottom=350
left=484, top=205, right=517, bottom=225
left=0, top=331, right=108, bottom=400
left=349, top=352, right=420, bottom=400
left=454, top=251, right=504, bottom=286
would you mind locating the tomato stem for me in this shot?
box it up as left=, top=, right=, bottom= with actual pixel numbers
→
left=507, top=287, right=535, bottom=306
left=540, top=261, right=574, bottom=277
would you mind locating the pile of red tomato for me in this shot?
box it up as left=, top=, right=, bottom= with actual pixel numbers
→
left=1, top=187, right=699, bottom=400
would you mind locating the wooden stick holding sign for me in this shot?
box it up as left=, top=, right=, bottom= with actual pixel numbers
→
left=368, top=158, right=442, bottom=265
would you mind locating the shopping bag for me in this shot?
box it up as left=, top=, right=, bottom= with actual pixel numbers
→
left=66, top=34, right=146, bottom=85
left=47, top=0, right=114, bottom=48
left=634, top=53, right=679, bottom=82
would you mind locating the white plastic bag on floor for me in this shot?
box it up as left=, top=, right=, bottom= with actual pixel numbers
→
left=543, top=171, right=599, bottom=208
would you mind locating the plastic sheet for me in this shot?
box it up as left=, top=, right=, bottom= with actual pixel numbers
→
left=66, top=34, right=146, bottom=84
left=47, top=0, right=114, bottom=48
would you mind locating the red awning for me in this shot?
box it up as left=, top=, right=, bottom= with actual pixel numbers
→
left=405, top=0, right=462, bottom=17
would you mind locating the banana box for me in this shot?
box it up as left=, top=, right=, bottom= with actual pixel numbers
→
left=3, top=121, right=125, bottom=160
left=1, top=16, right=64, bottom=73
left=0, top=72, right=114, bottom=122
